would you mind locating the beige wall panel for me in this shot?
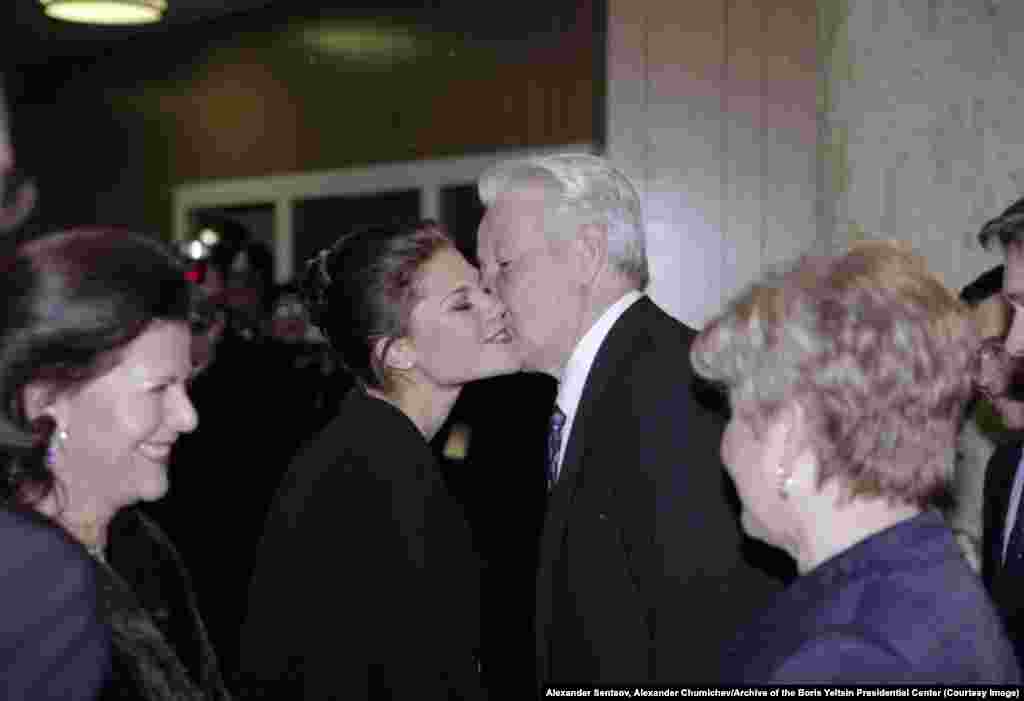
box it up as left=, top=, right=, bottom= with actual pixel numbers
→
left=608, top=0, right=817, bottom=327
left=825, top=0, right=1024, bottom=293
left=610, top=0, right=728, bottom=327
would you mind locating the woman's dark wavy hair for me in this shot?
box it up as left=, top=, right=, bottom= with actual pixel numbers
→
left=0, top=227, right=191, bottom=506
left=299, top=220, right=452, bottom=391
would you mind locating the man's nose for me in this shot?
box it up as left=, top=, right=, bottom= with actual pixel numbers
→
left=484, top=292, right=508, bottom=321
left=480, top=269, right=497, bottom=296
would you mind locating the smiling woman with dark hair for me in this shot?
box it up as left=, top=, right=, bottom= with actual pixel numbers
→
left=241, top=220, right=519, bottom=699
left=0, top=226, right=230, bottom=700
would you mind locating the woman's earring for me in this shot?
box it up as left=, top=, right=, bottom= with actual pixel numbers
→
left=47, top=428, right=68, bottom=468
left=776, top=466, right=791, bottom=500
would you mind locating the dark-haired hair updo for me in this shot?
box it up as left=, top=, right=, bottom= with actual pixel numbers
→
left=300, top=220, right=453, bottom=391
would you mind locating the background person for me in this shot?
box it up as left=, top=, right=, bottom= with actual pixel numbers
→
left=265, top=282, right=351, bottom=426
left=981, top=344, right=1024, bottom=667
left=240, top=220, right=518, bottom=699
left=951, top=265, right=1012, bottom=572
left=1, top=226, right=230, bottom=699
left=475, top=153, right=782, bottom=686
left=977, top=197, right=1024, bottom=667
left=691, top=240, right=1019, bottom=683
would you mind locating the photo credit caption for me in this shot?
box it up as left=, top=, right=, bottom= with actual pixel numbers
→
left=544, top=688, right=1022, bottom=698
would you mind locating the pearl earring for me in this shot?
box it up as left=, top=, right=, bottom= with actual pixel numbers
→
left=776, top=466, right=791, bottom=500
left=47, top=428, right=69, bottom=468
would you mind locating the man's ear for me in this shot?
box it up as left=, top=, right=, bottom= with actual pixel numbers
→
left=373, top=336, right=416, bottom=373
left=571, top=221, right=608, bottom=287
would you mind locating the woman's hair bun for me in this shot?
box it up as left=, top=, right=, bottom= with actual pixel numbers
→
left=299, top=248, right=333, bottom=333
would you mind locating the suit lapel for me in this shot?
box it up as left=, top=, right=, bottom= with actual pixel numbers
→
left=998, top=444, right=1021, bottom=550
left=557, top=297, right=652, bottom=496
left=535, top=297, right=653, bottom=678
left=990, top=441, right=1024, bottom=599
left=536, top=299, right=652, bottom=601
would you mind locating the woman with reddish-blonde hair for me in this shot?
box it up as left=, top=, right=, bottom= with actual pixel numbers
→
left=693, top=240, right=1019, bottom=683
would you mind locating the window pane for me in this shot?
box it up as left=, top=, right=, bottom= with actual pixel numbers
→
left=189, top=204, right=275, bottom=251
left=440, top=183, right=485, bottom=265
left=293, top=190, right=421, bottom=274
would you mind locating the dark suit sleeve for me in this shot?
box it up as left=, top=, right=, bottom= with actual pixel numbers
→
left=0, top=510, right=110, bottom=700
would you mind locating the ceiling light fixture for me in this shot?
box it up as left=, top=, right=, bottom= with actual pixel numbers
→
left=40, top=0, right=167, bottom=25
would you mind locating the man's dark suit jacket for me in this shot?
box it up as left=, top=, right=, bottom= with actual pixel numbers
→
left=0, top=506, right=110, bottom=698
left=725, top=510, right=1019, bottom=683
left=239, top=387, right=485, bottom=700
left=537, top=295, right=780, bottom=686
left=983, top=439, right=1024, bottom=663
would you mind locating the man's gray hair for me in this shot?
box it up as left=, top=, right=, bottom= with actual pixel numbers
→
left=478, top=153, right=649, bottom=289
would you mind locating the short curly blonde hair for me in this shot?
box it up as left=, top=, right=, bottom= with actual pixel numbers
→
left=692, top=240, right=978, bottom=507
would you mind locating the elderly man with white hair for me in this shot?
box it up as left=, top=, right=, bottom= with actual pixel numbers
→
left=476, top=153, right=780, bottom=687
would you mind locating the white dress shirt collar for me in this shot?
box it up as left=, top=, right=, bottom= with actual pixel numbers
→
left=552, top=290, right=643, bottom=476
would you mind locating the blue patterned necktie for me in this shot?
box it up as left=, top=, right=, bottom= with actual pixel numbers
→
left=547, top=406, right=566, bottom=490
